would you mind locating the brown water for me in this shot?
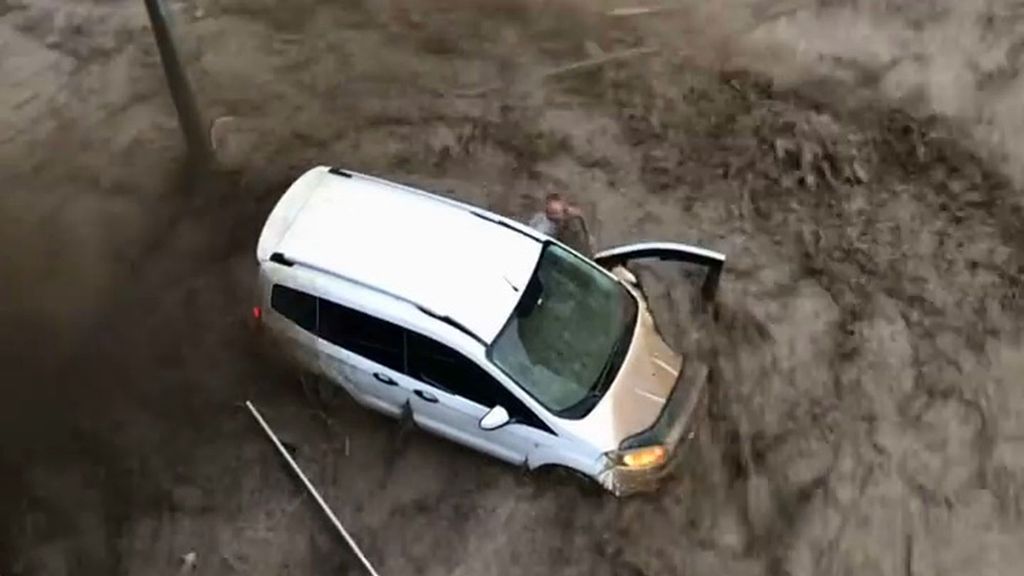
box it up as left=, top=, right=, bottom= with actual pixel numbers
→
left=2, top=1, right=1022, bottom=574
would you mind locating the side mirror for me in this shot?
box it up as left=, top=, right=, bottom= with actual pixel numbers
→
left=479, top=405, right=510, bottom=431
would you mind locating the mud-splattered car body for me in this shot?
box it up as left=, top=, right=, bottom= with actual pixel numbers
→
left=255, top=166, right=724, bottom=496
left=585, top=255, right=715, bottom=496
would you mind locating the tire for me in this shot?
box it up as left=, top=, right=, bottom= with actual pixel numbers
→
left=533, top=465, right=606, bottom=497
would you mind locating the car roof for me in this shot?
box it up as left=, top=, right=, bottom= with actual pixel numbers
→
left=258, top=166, right=545, bottom=344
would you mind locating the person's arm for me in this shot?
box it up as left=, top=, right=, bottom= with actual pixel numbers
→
left=556, top=213, right=595, bottom=259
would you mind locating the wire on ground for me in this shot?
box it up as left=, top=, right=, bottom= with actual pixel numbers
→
left=245, top=400, right=381, bottom=576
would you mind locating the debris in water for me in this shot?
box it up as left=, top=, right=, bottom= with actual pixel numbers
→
left=179, top=551, right=197, bottom=573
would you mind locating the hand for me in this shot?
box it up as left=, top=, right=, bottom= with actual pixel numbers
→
left=565, top=204, right=583, bottom=217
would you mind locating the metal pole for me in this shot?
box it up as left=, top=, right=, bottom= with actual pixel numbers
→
left=143, top=0, right=213, bottom=167
left=245, top=401, right=382, bottom=576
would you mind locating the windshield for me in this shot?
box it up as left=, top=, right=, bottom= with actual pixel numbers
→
left=487, top=243, right=638, bottom=418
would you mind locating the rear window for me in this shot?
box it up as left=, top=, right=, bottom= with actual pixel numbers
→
left=270, top=284, right=317, bottom=332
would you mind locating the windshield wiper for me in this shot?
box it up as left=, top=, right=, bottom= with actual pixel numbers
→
left=557, top=322, right=632, bottom=419
left=593, top=347, right=619, bottom=396
left=585, top=319, right=632, bottom=404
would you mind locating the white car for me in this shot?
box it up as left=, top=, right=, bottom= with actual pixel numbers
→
left=254, top=166, right=725, bottom=495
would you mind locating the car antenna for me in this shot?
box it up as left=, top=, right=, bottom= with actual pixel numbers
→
left=503, top=275, right=520, bottom=292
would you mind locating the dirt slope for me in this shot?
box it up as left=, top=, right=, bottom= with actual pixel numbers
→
left=1, top=1, right=1022, bottom=575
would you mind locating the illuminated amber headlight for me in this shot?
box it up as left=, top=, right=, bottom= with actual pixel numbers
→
left=609, top=445, right=668, bottom=470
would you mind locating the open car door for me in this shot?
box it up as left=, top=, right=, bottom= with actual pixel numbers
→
left=593, top=242, right=726, bottom=302
left=594, top=242, right=724, bottom=461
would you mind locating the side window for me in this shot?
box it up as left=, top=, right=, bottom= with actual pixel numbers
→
left=318, top=298, right=404, bottom=372
left=270, top=284, right=317, bottom=332
left=406, top=331, right=552, bottom=433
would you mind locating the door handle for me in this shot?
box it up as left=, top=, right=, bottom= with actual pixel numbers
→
left=373, top=372, right=398, bottom=386
left=414, top=389, right=438, bottom=403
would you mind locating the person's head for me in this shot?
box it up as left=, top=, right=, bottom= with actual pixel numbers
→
left=544, top=193, right=567, bottom=222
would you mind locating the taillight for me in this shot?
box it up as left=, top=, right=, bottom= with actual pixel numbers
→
left=252, top=306, right=262, bottom=321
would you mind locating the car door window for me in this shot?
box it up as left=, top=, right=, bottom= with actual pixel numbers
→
left=406, top=331, right=553, bottom=433
left=318, top=298, right=404, bottom=372
left=271, top=284, right=317, bottom=332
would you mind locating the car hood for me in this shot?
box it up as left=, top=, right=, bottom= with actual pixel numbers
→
left=574, top=304, right=683, bottom=450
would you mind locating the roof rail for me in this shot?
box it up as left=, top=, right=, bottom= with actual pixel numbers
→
left=339, top=168, right=530, bottom=233
left=268, top=252, right=488, bottom=345
left=328, top=167, right=353, bottom=178
left=415, top=306, right=487, bottom=346
left=469, top=210, right=539, bottom=242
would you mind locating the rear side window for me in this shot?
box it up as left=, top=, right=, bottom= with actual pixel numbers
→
left=406, top=331, right=553, bottom=433
left=318, top=298, right=405, bottom=372
left=270, top=285, right=317, bottom=332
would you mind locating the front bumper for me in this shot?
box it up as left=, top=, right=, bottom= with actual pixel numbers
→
left=598, top=361, right=709, bottom=496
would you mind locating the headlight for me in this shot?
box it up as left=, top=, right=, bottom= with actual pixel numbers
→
left=608, top=445, right=668, bottom=470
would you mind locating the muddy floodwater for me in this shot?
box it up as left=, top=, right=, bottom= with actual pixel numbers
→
left=2, top=1, right=1023, bottom=575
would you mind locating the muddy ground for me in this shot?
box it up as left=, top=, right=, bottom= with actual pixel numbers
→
left=2, top=0, right=1023, bottom=574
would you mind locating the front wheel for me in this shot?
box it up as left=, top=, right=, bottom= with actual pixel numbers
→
left=532, top=465, right=607, bottom=497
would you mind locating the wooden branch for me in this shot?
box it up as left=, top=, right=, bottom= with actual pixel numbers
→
left=606, top=7, right=671, bottom=17
left=451, top=46, right=659, bottom=97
